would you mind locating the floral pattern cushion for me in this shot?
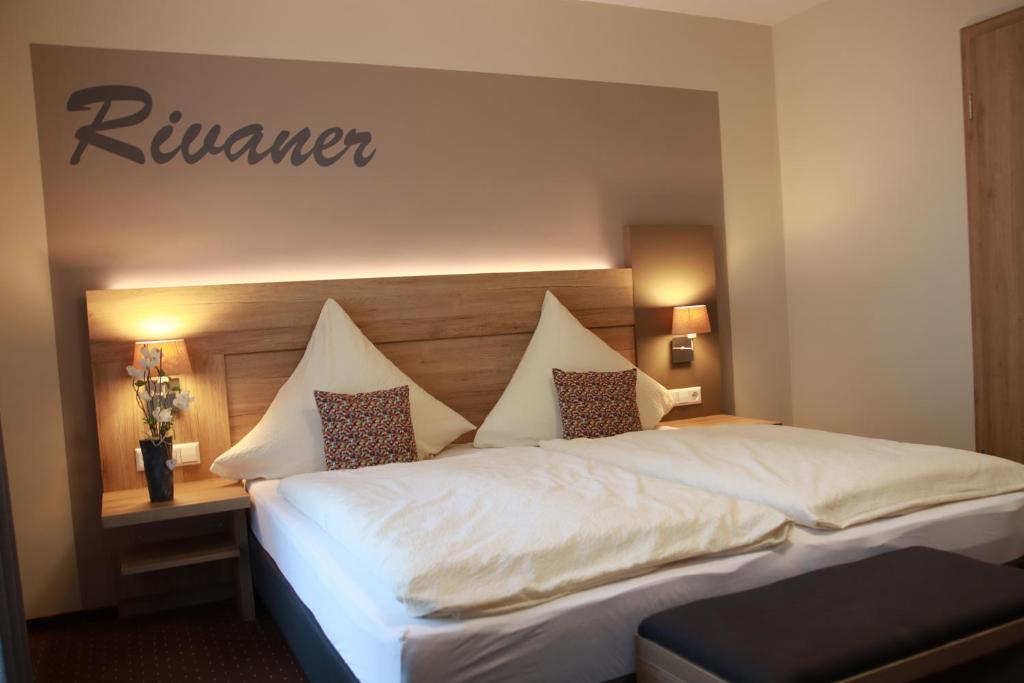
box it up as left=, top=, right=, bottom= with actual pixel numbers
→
left=551, top=368, right=643, bottom=440
left=314, top=386, right=418, bottom=470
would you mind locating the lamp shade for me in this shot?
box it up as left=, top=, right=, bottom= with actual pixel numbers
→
left=133, top=339, right=192, bottom=375
left=672, top=305, right=711, bottom=336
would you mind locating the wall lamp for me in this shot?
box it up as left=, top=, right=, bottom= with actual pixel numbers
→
left=671, top=304, right=711, bottom=364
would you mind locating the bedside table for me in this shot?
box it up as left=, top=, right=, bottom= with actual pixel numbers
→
left=101, top=478, right=254, bottom=620
left=660, top=414, right=783, bottom=429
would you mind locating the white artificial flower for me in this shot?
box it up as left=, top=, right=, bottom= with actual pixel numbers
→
left=157, top=408, right=173, bottom=423
left=139, top=388, right=152, bottom=402
left=139, top=346, right=162, bottom=369
left=172, top=391, right=193, bottom=411
left=126, top=365, right=146, bottom=380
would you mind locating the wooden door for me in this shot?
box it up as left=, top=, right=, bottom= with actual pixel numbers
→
left=962, top=7, right=1024, bottom=461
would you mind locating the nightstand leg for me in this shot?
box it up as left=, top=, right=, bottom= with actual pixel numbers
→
left=114, top=530, right=131, bottom=618
left=232, top=509, right=255, bottom=620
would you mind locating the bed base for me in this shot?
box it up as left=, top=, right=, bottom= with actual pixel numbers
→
left=251, top=531, right=636, bottom=683
left=251, top=531, right=359, bottom=683
left=252, top=531, right=1024, bottom=683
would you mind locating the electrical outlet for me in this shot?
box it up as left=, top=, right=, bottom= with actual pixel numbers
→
left=669, top=386, right=702, bottom=407
left=134, top=441, right=201, bottom=471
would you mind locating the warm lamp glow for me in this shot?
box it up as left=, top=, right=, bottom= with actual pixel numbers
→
left=137, top=317, right=182, bottom=338
left=133, top=339, right=192, bottom=376
left=672, top=304, right=712, bottom=337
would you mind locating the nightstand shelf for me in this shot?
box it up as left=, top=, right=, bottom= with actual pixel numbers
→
left=101, top=478, right=254, bottom=620
left=120, top=532, right=239, bottom=576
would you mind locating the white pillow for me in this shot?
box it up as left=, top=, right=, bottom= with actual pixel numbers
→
left=210, top=299, right=475, bottom=480
left=474, top=291, right=673, bottom=447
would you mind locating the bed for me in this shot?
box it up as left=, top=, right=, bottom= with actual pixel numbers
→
left=84, top=268, right=1024, bottom=682
left=543, top=424, right=1024, bottom=529
left=248, top=449, right=1024, bottom=683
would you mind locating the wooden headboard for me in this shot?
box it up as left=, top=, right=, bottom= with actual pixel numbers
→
left=87, top=269, right=635, bottom=491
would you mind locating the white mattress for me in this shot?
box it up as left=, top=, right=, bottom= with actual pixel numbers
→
left=250, top=477, right=1024, bottom=683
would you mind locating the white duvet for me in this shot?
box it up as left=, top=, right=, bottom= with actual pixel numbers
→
left=278, top=447, right=789, bottom=618
left=541, top=425, right=1024, bottom=530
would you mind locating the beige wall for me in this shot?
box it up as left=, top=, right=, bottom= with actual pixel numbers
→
left=774, top=0, right=1019, bottom=449
left=2, top=0, right=790, bottom=616
left=0, top=8, right=82, bottom=618
left=36, top=46, right=729, bottom=610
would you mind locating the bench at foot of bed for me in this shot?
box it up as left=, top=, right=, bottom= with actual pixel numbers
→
left=636, top=547, right=1024, bottom=683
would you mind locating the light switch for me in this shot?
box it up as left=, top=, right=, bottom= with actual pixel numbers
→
left=134, top=441, right=202, bottom=471
left=176, top=442, right=201, bottom=465
left=669, top=386, right=702, bottom=407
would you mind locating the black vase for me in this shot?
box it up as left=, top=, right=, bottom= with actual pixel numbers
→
left=140, top=438, right=174, bottom=502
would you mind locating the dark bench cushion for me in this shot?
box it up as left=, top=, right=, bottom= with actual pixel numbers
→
left=638, top=547, right=1024, bottom=683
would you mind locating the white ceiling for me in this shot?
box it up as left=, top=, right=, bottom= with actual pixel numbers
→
left=577, top=0, right=831, bottom=25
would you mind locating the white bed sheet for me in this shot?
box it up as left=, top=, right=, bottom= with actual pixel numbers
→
left=250, top=478, right=1024, bottom=683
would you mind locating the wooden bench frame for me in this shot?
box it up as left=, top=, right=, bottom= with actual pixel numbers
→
left=637, top=615, right=1024, bottom=682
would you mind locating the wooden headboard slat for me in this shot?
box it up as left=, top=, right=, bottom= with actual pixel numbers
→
left=87, top=268, right=635, bottom=490
left=87, top=269, right=633, bottom=346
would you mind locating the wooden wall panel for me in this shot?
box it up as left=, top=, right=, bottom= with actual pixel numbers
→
left=224, top=350, right=302, bottom=444
left=188, top=349, right=233, bottom=472
left=224, top=326, right=636, bottom=444
left=88, top=269, right=634, bottom=490
left=627, top=225, right=723, bottom=420
left=87, top=270, right=634, bottom=344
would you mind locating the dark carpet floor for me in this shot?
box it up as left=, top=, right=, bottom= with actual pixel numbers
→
left=28, top=596, right=1024, bottom=682
left=29, top=601, right=307, bottom=682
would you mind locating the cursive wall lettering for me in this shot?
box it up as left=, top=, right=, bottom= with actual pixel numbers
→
left=67, top=85, right=153, bottom=165
left=66, top=85, right=376, bottom=168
